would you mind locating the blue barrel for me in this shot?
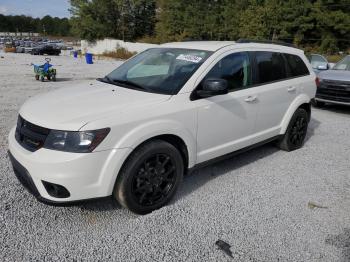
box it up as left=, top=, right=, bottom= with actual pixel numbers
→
left=85, top=53, right=93, bottom=64
left=73, top=51, right=78, bottom=58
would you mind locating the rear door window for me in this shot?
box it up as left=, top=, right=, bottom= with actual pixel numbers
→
left=254, top=52, right=287, bottom=84
left=285, top=54, right=310, bottom=77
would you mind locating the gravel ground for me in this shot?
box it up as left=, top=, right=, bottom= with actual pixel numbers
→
left=1, top=53, right=350, bottom=262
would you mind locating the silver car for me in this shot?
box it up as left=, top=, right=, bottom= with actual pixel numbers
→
left=309, top=54, right=330, bottom=74
left=313, top=55, right=350, bottom=106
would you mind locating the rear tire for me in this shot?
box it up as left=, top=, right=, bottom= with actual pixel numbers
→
left=113, top=140, right=184, bottom=214
left=311, top=99, right=325, bottom=108
left=277, top=108, right=309, bottom=152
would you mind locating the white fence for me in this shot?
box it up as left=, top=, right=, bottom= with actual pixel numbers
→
left=81, top=39, right=157, bottom=54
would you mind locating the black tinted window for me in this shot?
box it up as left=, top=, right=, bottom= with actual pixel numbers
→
left=255, top=52, right=286, bottom=84
left=204, top=52, right=251, bottom=91
left=285, top=54, right=310, bottom=77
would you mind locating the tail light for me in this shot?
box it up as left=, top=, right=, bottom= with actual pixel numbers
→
left=315, top=77, right=320, bottom=87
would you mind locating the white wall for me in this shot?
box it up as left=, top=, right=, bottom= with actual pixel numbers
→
left=81, top=39, right=157, bottom=54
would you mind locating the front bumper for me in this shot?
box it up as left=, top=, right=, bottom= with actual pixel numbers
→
left=8, top=127, right=132, bottom=203
left=8, top=150, right=73, bottom=205
left=316, top=80, right=350, bottom=105
left=8, top=150, right=41, bottom=198
left=314, top=97, right=350, bottom=106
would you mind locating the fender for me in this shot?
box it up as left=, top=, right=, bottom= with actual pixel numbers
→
left=95, top=119, right=197, bottom=196
left=280, top=94, right=311, bottom=134
left=114, top=119, right=197, bottom=168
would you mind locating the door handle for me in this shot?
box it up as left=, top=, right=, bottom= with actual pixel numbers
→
left=244, top=95, right=257, bottom=102
left=287, top=86, right=296, bottom=92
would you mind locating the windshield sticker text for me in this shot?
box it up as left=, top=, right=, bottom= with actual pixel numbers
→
left=176, top=54, right=203, bottom=63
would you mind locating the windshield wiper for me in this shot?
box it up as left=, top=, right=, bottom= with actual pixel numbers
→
left=97, top=75, right=115, bottom=84
left=98, top=76, right=149, bottom=91
left=112, top=79, right=149, bottom=91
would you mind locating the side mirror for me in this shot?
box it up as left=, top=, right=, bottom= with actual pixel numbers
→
left=196, top=78, right=228, bottom=98
left=317, top=64, right=328, bottom=70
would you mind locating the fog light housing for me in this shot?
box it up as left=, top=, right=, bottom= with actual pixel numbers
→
left=42, top=181, right=70, bottom=198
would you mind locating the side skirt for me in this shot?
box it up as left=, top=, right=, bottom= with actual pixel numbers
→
left=188, top=135, right=282, bottom=174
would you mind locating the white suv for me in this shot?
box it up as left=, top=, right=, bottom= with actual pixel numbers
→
left=8, top=41, right=316, bottom=214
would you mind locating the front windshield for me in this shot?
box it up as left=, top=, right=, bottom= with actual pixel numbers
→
left=333, top=56, right=350, bottom=71
left=102, top=48, right=212, bottom=95
left=309, top=55, right=328, bottom=69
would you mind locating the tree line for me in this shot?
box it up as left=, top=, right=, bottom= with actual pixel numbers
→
left=70, top=0, right=350, bottom=53
left=0, top=14, right=71, bottom=36
left=155, top=0, right=350, bottom=53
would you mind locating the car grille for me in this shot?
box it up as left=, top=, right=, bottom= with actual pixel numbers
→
left=316, top=80, right=350, bottom=103
left=15, top=115, right=50, bottom=152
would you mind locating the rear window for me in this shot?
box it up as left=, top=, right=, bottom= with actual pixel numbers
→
left=285, top=54, right=310, bottom=77
left=255, top=52, right=286, bottom=84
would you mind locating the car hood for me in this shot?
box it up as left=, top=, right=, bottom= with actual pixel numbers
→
left=20, top=80, right=171, bottom=130
left=318, top=70, right=350, bottom=83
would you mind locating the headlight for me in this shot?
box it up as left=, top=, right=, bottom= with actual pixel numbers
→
left=43, top=128, right=110, bottom=153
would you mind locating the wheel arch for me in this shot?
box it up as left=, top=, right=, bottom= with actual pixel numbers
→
left=112, top=120, right=197, bottom=168
left=130, top=134, right=190, bottom=171
left=280, top=94, right=311, bottom=134
left=110, top=134, right=191, bottom=197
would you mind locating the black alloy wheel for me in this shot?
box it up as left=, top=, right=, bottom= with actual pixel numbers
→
left=131, top=153, right=176, bottom=206
left=288, top=115, right=308, bottom=148
left=277, top=108, right=309, bottom=151
left=114, top=140, right=184, bottom=214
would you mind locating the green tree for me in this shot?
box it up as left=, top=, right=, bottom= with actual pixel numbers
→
left=69, top=0, right=156, bottom=41
left=154, top=0, right=350, bottom=53
left=0, top=14, right=71, bottom=36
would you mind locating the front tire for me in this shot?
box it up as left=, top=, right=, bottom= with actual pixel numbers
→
left=277, top=108, right=309, bottom=152
left=114, top=140, right=184, bottom=214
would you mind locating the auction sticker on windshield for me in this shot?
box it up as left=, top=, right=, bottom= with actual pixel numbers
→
left=176, top=54, right=203, bottom=63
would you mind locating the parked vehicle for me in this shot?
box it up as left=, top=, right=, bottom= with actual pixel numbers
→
left=308, top=54, right=331, bottom=74
left=16, top=46, right=25, bottom=53
left=312, top=55, right=350, bottom=107
left=31, top=45, right=61, bottom=56
left=24, top=41, right=33, bottom=47
left=4, top=43, right=16, bottom=53
left=8, top=41, right=316, bottom=214
left=24, top=42, right=36, bottom=54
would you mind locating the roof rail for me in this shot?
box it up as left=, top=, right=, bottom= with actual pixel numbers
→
left=236, top=39, right=296, bottom=48
left=182, top=37, right=204, bottom=42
